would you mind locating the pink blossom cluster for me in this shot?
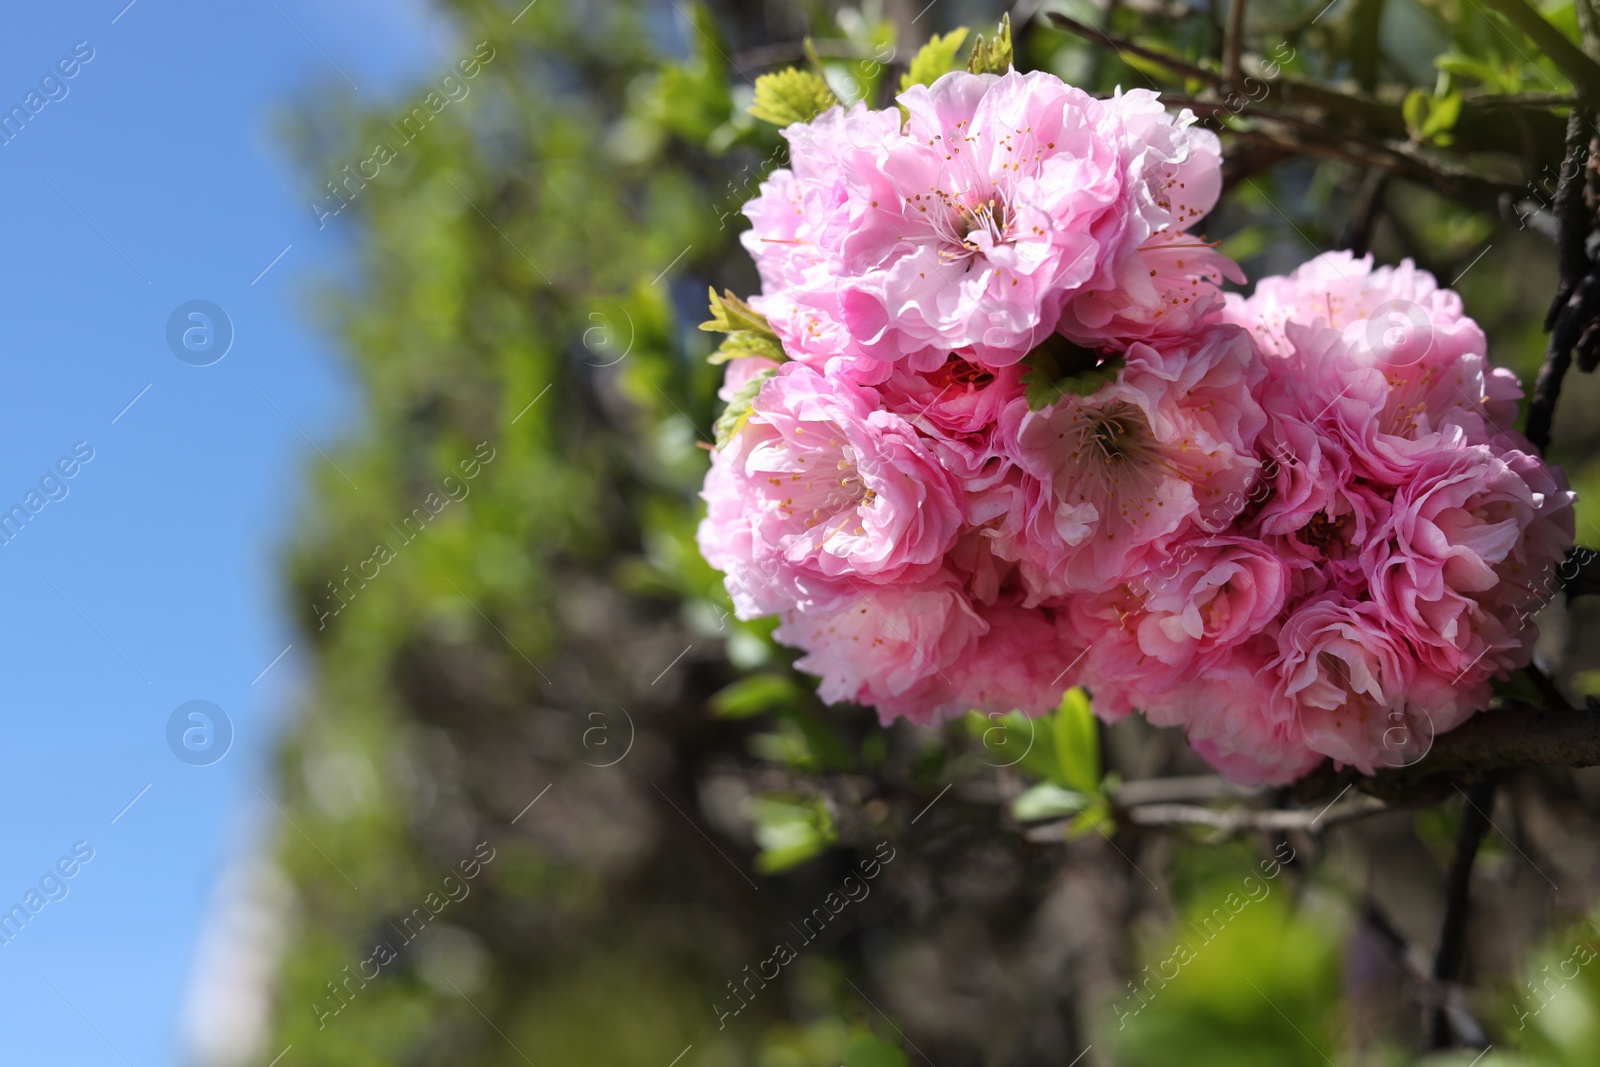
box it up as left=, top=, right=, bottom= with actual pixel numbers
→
left=696, top=68, right=1576, bottom=784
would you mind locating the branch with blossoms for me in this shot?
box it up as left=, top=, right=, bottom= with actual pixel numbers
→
left=691, top=12, right=1599, bottom=824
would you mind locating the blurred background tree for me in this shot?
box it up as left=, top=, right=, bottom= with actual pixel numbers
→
left=224, top=0, right=1600, bottom=1064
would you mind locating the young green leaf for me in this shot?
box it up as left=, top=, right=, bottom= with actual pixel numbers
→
left=749, top=794, right=837, bottom=873
left=900, top=28, right=970, bottom=92
left=700, top=287, right=777, bottom=336
left=1053, top=687, right=1101, bottom=795
left=1422, top=91, right=1461, bottom=140
left=709, top=673, right=803, bottom=719
left=1012, top=781, right=1092, bottom=822
left=966, top=13, right=1013, bottom=75
left=749, top=67, right=838, bottom=127
left=713, top=366, right=776, bottom=449
left=1020, top=336, right=1121, bottom=410
left=1066, top=798, right=1113, bottom=840
left=702, top=288, right=788, bottom=364
left=707, top=331, right=786, bottom=364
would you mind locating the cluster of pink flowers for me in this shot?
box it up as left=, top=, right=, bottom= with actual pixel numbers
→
left=697, top=68, right=1576, bottom=784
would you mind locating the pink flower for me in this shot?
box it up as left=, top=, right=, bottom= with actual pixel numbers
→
left=830, top=70, right=1123, bottom=370
left=1361, top=444, right=1575, bottom=688
left=950, top=599, right=1084, bottom=718
left=778, top=573, right=1082, bottom=726
left=697, top=362, right=964, bottom=618
left=1162, top=663, right=1326, bottom=786
left=741, top=104, right=905, bottom=382
left=1226, top=251, right=1523, bottom=448
left=997, top=324, right=1265, bottom=596
left=1076, top=534, right=1292, bottom=697
left=742, top=72, right=1235, bottom=376
left=776, top=571, right=986, bottom=724
left=706, top=115, right=1579, bottom=787
left=1056, top=89, right=1242, bottom=348
left=1226, top=250, right=1463, bottom=357
left=879, top=355, right=1026, bottom=437
left=1272, top=595, right=1437, bottom=774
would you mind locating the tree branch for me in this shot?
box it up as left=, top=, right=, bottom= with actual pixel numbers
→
left=1045, top=11, right=1223, bottom=87
left=1113, top=795, right=1389, bottom=838
left=1342, top=168, right=1390, bottom=256
left=1224, top=0, right=1247, bottom=91
left=1294, top=704, right=1600, bottom=804
left=1431, top=781, right=1495, bottom=1048
left=1528, top=110, right=1597, bottom=452
left=1479, top=0, right=1600, bottom=99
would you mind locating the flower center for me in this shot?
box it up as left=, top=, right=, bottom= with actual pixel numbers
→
left=917, top=189, right=1014, bottom=264
left=1300, top=510, right=1350, bottom=557
left=1078, top=402, right=1149, bottom=466
left=926, top=354, right=996, bottom=390
left=767, top=438, right=875, bottom=541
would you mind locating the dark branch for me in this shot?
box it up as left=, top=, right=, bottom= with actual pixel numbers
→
left=1224, top=0, right=1247, bottom=91
left=1528, top=110, right=1598, bottom=452
left=1431, top=781, right=1495, bottom=1048
left=1294, top=704, right=1600, bottom=804
left=1342, top=168, right=1390, bottom=255
left=1045, top=12, right=1223, bottom=87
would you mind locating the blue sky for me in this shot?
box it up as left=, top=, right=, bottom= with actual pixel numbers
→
left=0, top=2, right=450, bottom=1063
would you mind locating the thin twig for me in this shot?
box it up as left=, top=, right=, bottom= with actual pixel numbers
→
left=1463, top=91, right=1581, bottom=109
left=1224, top=0, right=1247, bottom=91
left=1343, top=168, right=1390, bottom=255
left=1116, top=795, right=1388, bottom=836
left=1045, top=11, right=1223, bottom=87
left=1158, top=94, right=1528, bottom=208
left=1430, top=781, right=1495, bottom=1048
left=1528, top=110, right=1596, bottom=451
left=1113, top=776, right=1263, bottom=806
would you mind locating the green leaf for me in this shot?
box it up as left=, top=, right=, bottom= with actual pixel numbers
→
left=707, top=331, right=786, bottom=364
left=966, top=13, right=1013, bottom=75
left=1402, top=88, right=1427, bottom=138
left=1013, top=782, right=1092, bottom=822
left=748, top=66, right=838, bottom=127
left=713, top=366, right=776, bottom=449
left=1422, top=91, right=1462, bottom=138
left=700, top=288, right=777, bottom=336
left=1020, top=336, right=1121, bottom=411
left=1403, top=88, right=1463, bottom=145
left=749, top=795, right=837, bottom=873
left=1435, top=53, right=1506, bottom=88
left=1053, top=687, right=1101, bottom=794
left=844, top=1033, right=909, bottom=1067
left=900, top=28, right=969, bottom=92
left=702, top=288, right=787, bottom=365
left=966, top=710, right=1058, bottom=781
left=709, top=673, right=802, bottom=719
